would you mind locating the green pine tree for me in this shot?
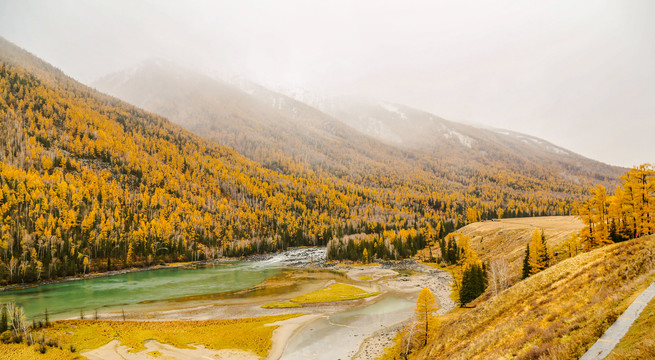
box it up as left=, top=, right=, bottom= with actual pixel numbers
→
left=0, top=305, right=7, bottom=333
left=521, top=243, right=531, bottom=279
left=459, top=263, right=487, bottom=306
left=540, top=230, right=550, bottom=266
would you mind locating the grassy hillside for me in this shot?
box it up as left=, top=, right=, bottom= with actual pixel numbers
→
left=411, top=235, right=655, bottom=359
left=458, top=216, right=584, bottom=280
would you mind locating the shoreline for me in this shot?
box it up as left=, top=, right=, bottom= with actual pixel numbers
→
left=0, top=246, right=327, bottom=293
left=0, top=258, right=228, bottom=292
left=3, top=247, right=456, bottom=360
left=0, top=246, right=427, bottom=293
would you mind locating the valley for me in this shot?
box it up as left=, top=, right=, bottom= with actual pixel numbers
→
left=0, top=246, right=455, bottom=359
left=0, top=3, right=653, bottom=358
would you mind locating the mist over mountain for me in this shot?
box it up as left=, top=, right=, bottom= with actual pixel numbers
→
left=283, top=92, right=624, bottom=181
left=2, top=2, right=654, bottom=357
left=94, top=60, right=624, bottom=197
left=93, top=59, right=408, bottom=182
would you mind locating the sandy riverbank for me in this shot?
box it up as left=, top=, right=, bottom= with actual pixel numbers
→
left=46, top=247, right=455, bottom=360
left=82, top=339, right=259, bottom=360
left=266, top=314, right=325, bottom=360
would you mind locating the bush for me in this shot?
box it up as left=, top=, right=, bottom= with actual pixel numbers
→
left=0, top=330, right=12, bottom=344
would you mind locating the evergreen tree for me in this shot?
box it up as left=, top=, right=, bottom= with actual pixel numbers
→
left=459, top=262, right=487, bottom=306
left=528, top=229, right=548, bottom=275
left=522, top=230, right=551, bottom=278
left=540, top=230, right=550, bottom=266
left=0, top=305, right=7, bottom=333
left=521, top=243, right=530, bottom=280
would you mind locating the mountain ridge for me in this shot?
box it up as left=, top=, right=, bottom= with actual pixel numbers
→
left=94, top=60, right=623, bottom=192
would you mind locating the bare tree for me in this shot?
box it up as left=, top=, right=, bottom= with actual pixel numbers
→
left=6, top=303, right=32, bottom=344
left=402, top=321, right=419, bottom=359
left=7, top=257, right=18, bottom=282
left=489, top=257, right=510, bottom=296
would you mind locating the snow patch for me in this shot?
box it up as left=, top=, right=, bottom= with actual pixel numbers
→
left=547, top=146, right=570, bottom=155
left=443, top=130, right=474, bottom=148
left=379, top=102, right=408, bottom=121
left=359, top=116, right=403, bottom=144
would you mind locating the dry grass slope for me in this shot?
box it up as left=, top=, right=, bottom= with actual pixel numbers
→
left=458, top=216, right=583, bottom=278
left=414, top=235, right=655, bottom=360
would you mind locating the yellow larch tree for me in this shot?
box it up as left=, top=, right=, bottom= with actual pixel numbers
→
left=415, top=287, right=438, bottom=347
left=527, top=229, right=549, bottom=275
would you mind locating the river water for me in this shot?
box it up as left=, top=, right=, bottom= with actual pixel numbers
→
left=0, top=247, right=327, bottom=321
left=0, top=247, right=417, bottom=359
left=281, top=295, right=414, bottom=359
left=0, top=261, right=282, bottom=321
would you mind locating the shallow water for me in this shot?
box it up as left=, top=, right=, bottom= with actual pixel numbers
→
left=0, top=261, right=283, bottom=321
left=0, top=247, right=423, bottom=360
left=281, top=295, right=415, bottom=360
left=0, top=248, right=329, bottom=321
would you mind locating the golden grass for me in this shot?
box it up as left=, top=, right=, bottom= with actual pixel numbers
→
left=606, top=293, right=655, bottom=360
left=452, top=216, right=583, bottom=282
left=165, top=261, right=197, bottom=266
left=0, top=343, right=85, bottom=360
left=261, top=283, right=379, bottom=309
left=261, top=301, right=303, bottom=308
left=406, top=235, right=655, bottom=360
left=290, top=283, right=379, bottom=303
left=358, top=275, right=373, bottom=281
left=378, top=332, right=405, bottom=360
left=0, top=314, right=301, bottom=359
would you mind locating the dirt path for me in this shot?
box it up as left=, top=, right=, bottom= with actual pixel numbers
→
left=580, top=280, right=655, bottom=360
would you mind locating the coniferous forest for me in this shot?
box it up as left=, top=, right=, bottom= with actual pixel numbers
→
left=0, top=37, right=616, bottom=284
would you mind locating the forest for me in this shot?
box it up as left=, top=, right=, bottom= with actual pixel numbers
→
left=0, top=40, right=623, bottom=284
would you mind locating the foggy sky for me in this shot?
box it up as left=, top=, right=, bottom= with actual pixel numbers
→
left=1, top=0, right=653, bottom=167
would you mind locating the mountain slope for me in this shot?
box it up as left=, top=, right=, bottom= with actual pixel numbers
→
left=286, top=94, right=624, bottom=185
left=409, top=235, right=655, bottom=359
left=93, top=61, right=418, bottom=186
left=94, top=62, right=621, bottom=223
left=0, top=36, right=428, bottom=284
left=443, top=216, right=584, bottom=282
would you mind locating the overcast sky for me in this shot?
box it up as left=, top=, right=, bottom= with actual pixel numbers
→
left=1, top=0, right=653, bottom=167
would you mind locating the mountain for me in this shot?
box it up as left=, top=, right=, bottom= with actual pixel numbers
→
left=284, top=92, right=624, bottom=185
left=94, top=62, right=623, bottom=223
left=93, top=60, right=417, bottom=186
left=0, top=36, right=430, bottom=284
